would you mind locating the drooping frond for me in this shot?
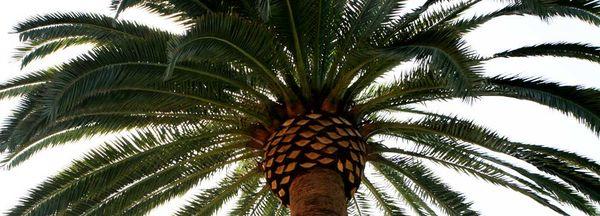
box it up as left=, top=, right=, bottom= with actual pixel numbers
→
left=165, top=13, right=293, bottom=103
left=7, top=125, right=251, bottom=216
left=362, top=176, right=408, bottom=216
left=373, top=162, right=441, bottom=216
left=371, top=156, right=479, bottom=216
left=373, top=132, right=597, bottom=214
left=491, top=43, right=600, bottom=63
left=174, top=167, right=261, bottom=216
left=0, top=70, right=52, bottom=100
left=482, top=76, right=600, bottom=135
left=348, top=190, right=374, bottom=216
left=357, top=73, right=600, bottom=136
left=13, top=12, right=172, bottom=68
left=364, top=115, right=600, bottom=205
left=453, top=0, right=600, bottom=33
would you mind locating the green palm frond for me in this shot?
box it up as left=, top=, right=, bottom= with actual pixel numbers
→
left=7, top=125, right=250, bottom=215
left=380, top=27, right=482, bottom=96
left=175, top=167, right=261, bottom=216
left=121, top=153, right=256, bottom=215
left=349, top=190, right=374, bottom=216
left=13, top=12, right=160, bottom=41
left=373, top=133, right=597, bottom=215
left=230, top=185, right=269, bottom=216
left=491, top=43, right=600, bottom=63
left=357, top=73, right=600, bottom=136
left=362, top=176, right=408, bottom=216
left=365, top=115, right=600, bottom=203
left=14, top=38, right=94, bottom=68
left=165, top=13, right=294, bottom=102
left=483, top=76, right=600, bottom=135
left=371, top=156, right=478, bottom=216
left=246, top=191, right=281, bottom=216
left=373, top=163, right=438, bottom=216
left=453, top=0, right=600, bottom=33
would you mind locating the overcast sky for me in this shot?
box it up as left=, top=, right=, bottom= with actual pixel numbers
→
left=0, top=1, right=599, bottom=215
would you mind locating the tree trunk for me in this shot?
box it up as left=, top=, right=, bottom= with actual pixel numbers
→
left=289, top=168, right=348, bottom=216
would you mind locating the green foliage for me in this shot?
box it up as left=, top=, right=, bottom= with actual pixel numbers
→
left=362, top=176, right=408, bottom=216
left=492, top=43, right=600, bottom=63
left=372, top=157, right=478, bottom=216
left=175, top=167, right=261, bottom=216
left=2, top=0, right=600, bottom=215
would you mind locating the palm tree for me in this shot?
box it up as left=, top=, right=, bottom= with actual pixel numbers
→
left=1, top=0, right=599, bottom=215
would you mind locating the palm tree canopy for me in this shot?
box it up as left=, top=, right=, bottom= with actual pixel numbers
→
left=1, top=0, right=600, bottom=215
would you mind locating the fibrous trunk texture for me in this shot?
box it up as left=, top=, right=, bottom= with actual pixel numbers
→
left=261, top=113, right=366, bottom=214
left=289, top=168, right=348, bottom=216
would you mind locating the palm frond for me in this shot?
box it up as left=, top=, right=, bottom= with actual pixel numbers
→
left=349, top=190, right=374, bottom=216
left=483, top=76, right=600, bottom=135
left=165, top=13, right=295, bottom=103
left=365, top=115, right=600, bottom=203
left=491, top=43, right=600, bottom=63
left=174, top=167, right=261, bottom=216
left=454, top=0, right=600, bottom=33
left=379, top=27, right=482, bottom=96
left=370, top=156, right=478, bottom=216
left=6, top=125, right=248, bottom=216
left=362, top=176, right=408, bottom=216
left=374, top=133, right=597, bottom=215
left=373, top=163, right=439, bottom=216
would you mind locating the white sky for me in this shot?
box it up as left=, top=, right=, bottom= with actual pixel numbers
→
left=0, top=1, right=599, bottom=215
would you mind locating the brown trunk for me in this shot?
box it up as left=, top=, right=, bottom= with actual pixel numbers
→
left=289, top=168, right=348, bottom=216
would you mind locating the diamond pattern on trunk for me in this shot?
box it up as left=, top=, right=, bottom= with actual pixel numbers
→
left=262, top=113, right=367, bottom=206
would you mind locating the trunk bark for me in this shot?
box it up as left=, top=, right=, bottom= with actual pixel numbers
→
left=289, top=168, right=347, bottom=216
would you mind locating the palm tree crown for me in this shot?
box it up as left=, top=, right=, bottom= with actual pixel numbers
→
left=1, top=0, right=600, bottom=215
